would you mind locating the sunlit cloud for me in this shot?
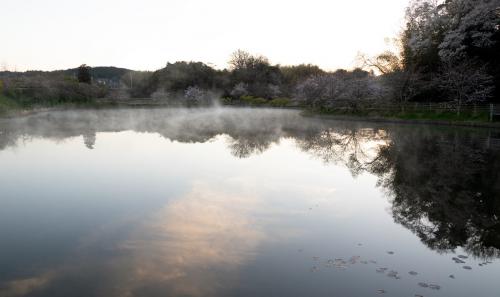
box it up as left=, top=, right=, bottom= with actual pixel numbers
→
left=0, top=272, right=54, bottom=297
left=108, top=182, right=266, bottom=296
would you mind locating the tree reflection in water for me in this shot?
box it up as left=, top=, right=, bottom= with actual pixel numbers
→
left=0, top=108, right=499, bottom=258
left=300, top=124, right=500, bottom=258
left=372, top=129, right=500, bottom=258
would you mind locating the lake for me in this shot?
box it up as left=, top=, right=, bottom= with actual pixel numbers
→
left=0, top=108, right=499, bottom=297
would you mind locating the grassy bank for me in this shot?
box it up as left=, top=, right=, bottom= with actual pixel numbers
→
left=221, top=96, right=293, bottom=107
left=314, top=108, right=490, bottom=122
left=0, top=95, right=120, bottom=118
left=303, top=107, right=500, bottom=128
left=0, top=95, right=20, bottom=115
left=396, top=111, right=489, bottom=122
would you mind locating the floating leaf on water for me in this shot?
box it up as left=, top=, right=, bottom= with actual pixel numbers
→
left=333, top=260, right=347, bottom=269
left=449, top=274, right=455, bottom=279
left=418, top=282, right=429, bottom=288
left=452, top=257, right=466, bottom=264
left=409, top=271, right=418, bottom=276
left=387, top=251, right=395, bottom=255
left=387, top=270, right=399, bottom=278
left=349, top=256, right=361, bottom=264
left=463, top=266, right=472, bottom=270
left=429, top=284, right=441, bottom=290
left=458, top=255, right=468, bottom=259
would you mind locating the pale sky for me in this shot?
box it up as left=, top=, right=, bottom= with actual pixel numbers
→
left=1, top=0, right=409, bottom=72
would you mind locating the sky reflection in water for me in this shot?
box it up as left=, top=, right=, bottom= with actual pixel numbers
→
left=0, top=108, right=499, bottom=297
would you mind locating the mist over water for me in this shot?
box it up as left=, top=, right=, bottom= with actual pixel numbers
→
left=0, top=107, right=499, bottom=297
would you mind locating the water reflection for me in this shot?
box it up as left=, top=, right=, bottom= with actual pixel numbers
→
left=369, top=129, right=500, bottom=258
left=113, top=183, right=264, bottom=297
left=1, top=108, right=499, bottom=258
left=0, top=183, right=266, bottom=297
left=83, top=132, right=96, bottom=150
left=296, top=128, right=388, bottom=177
left=0, top=272, right=54, bottom=297
left=1, top=108, right=500, bottom=296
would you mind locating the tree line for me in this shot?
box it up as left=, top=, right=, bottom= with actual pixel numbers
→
left=1, top=0, right=498, bottom=111
left=124, top=0, right=500, bottom=110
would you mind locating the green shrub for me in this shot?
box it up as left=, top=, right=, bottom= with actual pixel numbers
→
left=240, top=95, right=254, bottom=101
left=269, top=98, right=290, bottom=107
left=241, top=95, right=267, bottom=106
left=220, top=97, right=233, bottom=105
left=0, top=95, right=18, bottom=115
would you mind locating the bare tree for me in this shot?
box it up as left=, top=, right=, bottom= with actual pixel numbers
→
left=228, top=49, right=269, bottom=70
left=357, top=51, right=402, bottom=75
left=228, top=49, right=252, bottom=70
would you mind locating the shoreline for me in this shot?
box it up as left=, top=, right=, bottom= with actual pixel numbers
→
left=2, top=103, right=500, bottom=129
left=303, top=112, right=500, bottom=129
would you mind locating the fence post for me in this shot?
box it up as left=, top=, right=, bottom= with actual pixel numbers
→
left=487, top=130, right=491, bottom=149
left=490, top=104, right=494, bottom=122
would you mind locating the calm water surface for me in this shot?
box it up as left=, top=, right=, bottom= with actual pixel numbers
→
left=0, top=108, right=499, bottom=297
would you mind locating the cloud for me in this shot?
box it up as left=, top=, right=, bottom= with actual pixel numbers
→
left=0, top=272, right=54, bottom=297
left=107, top=182, right=266, bottom=297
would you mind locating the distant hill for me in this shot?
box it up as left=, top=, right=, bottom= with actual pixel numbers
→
left=0, top=66, right=134, bottom=81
